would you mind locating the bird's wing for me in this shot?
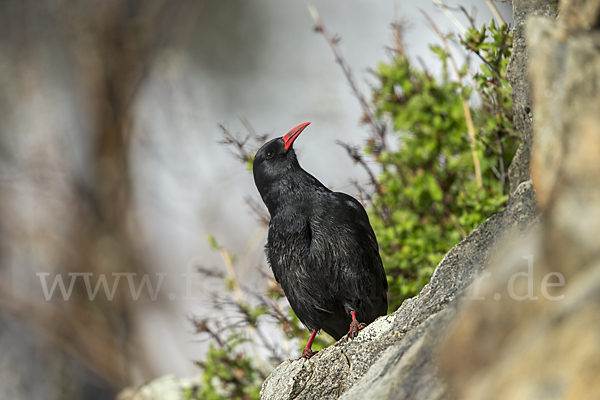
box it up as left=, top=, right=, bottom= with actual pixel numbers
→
left=330, top=191, right=389, bottom=293
left=266, top=212, right=312, bottom=284
left=331, top=192, right=381, bottom=258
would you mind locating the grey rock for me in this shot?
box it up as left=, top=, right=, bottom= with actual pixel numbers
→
left=116, top=375, right=201, bottom=400
left=340, top=307, right=456, bottom=400
left=506, top=0, right=556, bottom=193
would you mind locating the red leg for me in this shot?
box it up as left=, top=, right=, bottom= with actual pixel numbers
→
left=346, top=310, right=367, bottom=339
left=301, top=329, right=318, bottom=359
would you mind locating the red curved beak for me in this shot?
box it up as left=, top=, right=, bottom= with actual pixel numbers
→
left=283, top=122, right=311, bottom=150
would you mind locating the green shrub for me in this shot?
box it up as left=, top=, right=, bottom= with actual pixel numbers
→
left=369, top=20, right=516, bottom=310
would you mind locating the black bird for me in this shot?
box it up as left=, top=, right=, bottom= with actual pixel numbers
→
left=253, top=122, right=388, bottom=358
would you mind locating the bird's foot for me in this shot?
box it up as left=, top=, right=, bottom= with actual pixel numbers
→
left=301, top=348, right=318, bottom=359
left=346, top=320, right=367, bottom=339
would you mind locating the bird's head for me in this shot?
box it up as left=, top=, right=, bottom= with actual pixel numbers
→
left=253, top=122, right=311, bottom=210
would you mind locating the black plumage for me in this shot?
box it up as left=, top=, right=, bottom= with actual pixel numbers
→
left=253, top=122, right=388, bottom=358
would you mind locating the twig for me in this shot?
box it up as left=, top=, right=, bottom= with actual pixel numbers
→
left=197, top=264, right=267, bottom=298
left=420, top=10, right=462, bottom=82
left=238, top=114, right=258, bottom=138
left=308, top=5, right=386, bottom=152
left=490, top=164, right=502, bottom=181
left=432, top=0, right=467, bottom=35
left=484, top=0, right=506, bottom=26
left=416, top=56, right=431, bottom=77
left=336, top=140, right=382, bottom=195
left=463, top=99, right=482, bottom=189
left=218, top=124, right=253, bottom=164
left=459, top=5, right=477, bottom=29
left=190, top=317, right=225, bottom=347
left=467, top=47, right=503, bottom=79
left=495, top=130, right=507, bottom=194
left=434, top=1, right=498, bottom=77
left=420, top=9, right=483, bottom=189
left=217, top=246, right=267, bottom=378
left=391, top=22, right=405, bottom=56
left=444, top=206, right=467, bottom=239
left=245, top=196, right=270, bottom=226
left=350, top=178, right=373, bottom=204
left=218, top=120, right=272, bottom=226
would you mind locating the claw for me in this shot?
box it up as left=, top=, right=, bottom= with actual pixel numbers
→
left=301, top=329, right=318, bottom=359
left=346, top=320, right=367, bottom=339
left=301, top=348, right=318, bottom=359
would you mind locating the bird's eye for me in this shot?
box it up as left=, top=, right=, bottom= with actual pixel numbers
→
left=265, top=151, right=274, bottom=160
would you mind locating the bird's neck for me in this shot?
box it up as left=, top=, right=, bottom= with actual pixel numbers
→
left=261, top=170, right=327, bottom=217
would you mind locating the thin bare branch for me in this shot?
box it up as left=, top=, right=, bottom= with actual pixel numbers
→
left=245, top=196, right=270, bottom=226
left=308, top=5, right=386, bottom=153
left=420, top=9, right=462, bottom=81
left=391, top=22, right=405, bottom=56
left=190, top=317, right=225, bottom=347
left=444, top=206, right=467, bottom=239
left=238, top=114, right=258, bottom=138
left=495, top=129, right=507, bottom=194
left=459, top=5, right=477, bottom=29
left=217, top=245, right=267, bottom=377
left=484, top=0, right=507, bottom=25
left=432, top=0, right=468, bottom=35
left=336, top=140, right=382, bottom=195
left=218, top=124, right=253, bottom=164
left=420, top=9, right=483, bottom=189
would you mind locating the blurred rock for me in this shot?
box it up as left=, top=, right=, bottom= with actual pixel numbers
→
left=506, top=0, right=555, bottom=193
left=441, top=0, right=600, bottom=398
left=117, top=375, right=201, bottom=400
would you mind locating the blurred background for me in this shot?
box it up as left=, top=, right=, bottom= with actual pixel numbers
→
left=0, top=0, right=511, bottom=399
